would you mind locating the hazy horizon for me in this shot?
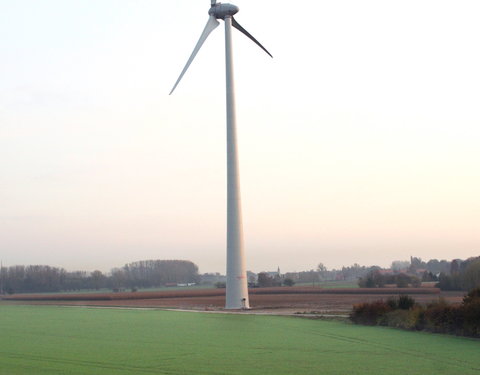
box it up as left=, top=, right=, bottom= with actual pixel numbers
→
left=1, top=1, right=479, bottom=275
left=0, top=254, right=473, bottom=276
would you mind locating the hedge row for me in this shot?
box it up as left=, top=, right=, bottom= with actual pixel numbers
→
left=350, top=289, right=480, bottom=338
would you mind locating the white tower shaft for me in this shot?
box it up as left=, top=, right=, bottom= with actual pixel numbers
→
left=224, top=16, right=249, bottom=309
left=170, top=3, right=271, bottom=310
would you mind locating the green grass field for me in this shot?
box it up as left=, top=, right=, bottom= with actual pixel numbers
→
left=1, top=305, right=479, bottom=375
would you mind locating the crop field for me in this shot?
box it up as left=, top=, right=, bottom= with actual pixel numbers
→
left=294, top=281, right=359, bottom=288
left=3, top=286, right=457, bottom=315
left=3, top=285, right=441, bottom=303
left=1, top=305, right=479, bottom=375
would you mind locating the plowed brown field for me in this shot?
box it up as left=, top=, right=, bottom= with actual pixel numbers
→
left=2, top=286, right=463, bottom=314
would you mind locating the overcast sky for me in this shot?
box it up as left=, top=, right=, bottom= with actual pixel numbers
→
left=1, top=0, right=479, bottom=274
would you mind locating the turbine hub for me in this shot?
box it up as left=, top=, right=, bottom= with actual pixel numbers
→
left=209, top=3, right=239, bottom=19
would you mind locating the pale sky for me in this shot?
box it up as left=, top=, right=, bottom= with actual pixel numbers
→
left=1, top=0, right=479, bottom=274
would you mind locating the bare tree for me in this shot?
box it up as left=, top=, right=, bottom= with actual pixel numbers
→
left=317, top=263, right=327, bottom=282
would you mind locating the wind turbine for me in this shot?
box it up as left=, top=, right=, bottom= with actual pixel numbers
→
left=170, top=1, right=272, bottom=309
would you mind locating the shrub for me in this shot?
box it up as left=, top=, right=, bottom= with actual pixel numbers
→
left=350, top=300, right=392, bottom=325
left=379, top=309, right=407, bottom=328
left=397, top=295, right=416, bottom=310
left=462, top=288, right=480, bottom=337
left=214, top=282, right=226, bottom=288
left=283, top=278, right=295, bottom=287
left=423, top=299, right=464, bottom=334
left=463, top=287, right=480, bottom=304
left=351, top=289, right=480, bottom=337
left=358, top=271, right=381, bottom=288
left=410, top=276, right=422, bottom=288
left=386, top=297, right=398, bottom=309
left=379, top=306, right=424, bottom=330
left=396, top=273, right=410, bottom=288
left=385, top=295, right=416, bottom=310
left=376, top=295, right=422, bottom=330
left=410, top=305, right=426, bottom=330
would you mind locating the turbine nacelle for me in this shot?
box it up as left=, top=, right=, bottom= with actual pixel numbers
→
left=209, top=3, right=239, bottom=20
left=169, top=0, right=272, bottom=95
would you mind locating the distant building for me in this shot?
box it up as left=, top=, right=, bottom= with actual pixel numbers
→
left=377, top=269, right=395, bottom=275
left=264, top=267, right=281, bottom=278
left=200, top=273, right=226, bottom=285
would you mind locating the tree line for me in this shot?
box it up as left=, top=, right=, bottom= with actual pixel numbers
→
left=111, top=260, right=200, bottom=289
left=284, top=259, right=451, bottom=285
left=358, top=272, right=422, bottom=288
left=357, top=256, right=480, bottom=290
left=252, top=256, right=479, bottom=291
left=0, top=260, right=200, bottom=294
left=435, top=257, right=480, bottom=291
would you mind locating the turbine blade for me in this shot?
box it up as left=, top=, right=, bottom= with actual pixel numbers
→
left=231, top=17, right=272, bottom=58
left=170, top=16, right=220, bottom=95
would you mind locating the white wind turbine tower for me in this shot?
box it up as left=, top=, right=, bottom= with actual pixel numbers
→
left=170, top=1, right=272, bottom=309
